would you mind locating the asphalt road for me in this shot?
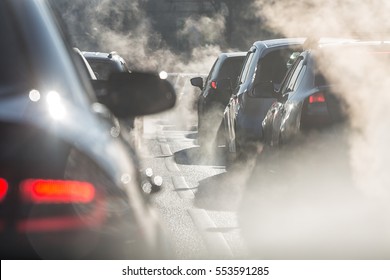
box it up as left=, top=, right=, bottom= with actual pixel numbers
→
left=139, top=112, right=253, bottom=259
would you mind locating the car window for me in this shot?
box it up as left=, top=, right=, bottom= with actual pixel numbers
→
left=87, top=60, right=122, bottom=80
left=291, top=64, right=306, bottom=91
left=239, top=50, right=255, bottom=84
left=217, top=57, right=244, bottom=80
left=255, top=49, right=297, bottom=86
left=204, top=57, right=219, bottom=87
left=280, top=56, right=304, bottom=95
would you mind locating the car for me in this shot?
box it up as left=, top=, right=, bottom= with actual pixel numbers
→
left=0, top=0, right=176, bottom=259
left=83, top=51, right=144, bottom=150
left=261, top=40, right=384, bottom=149
left=82, top=51, right=130, bottom=80
left=223, top=38, right=304, bottom=161
left=190, top=52, right=246, bottom=151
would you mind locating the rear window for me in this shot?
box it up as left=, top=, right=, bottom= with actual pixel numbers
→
left=217, top=57, right=245, bottom=80
left=87, top=59, right=127, bottom=80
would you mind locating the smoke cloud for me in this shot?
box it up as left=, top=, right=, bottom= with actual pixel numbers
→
left=237, top=0, right=390, bottom=259
left=56, top=0, right=390, bottom=259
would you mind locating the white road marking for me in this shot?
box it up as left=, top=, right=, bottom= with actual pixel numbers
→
left=160, top=143, right=173, bottom=156
left=164, top=157, right=180, bottom=172
left=172, top=176, right=195, bottom=199
left=188, top=208, right=234, bottom=258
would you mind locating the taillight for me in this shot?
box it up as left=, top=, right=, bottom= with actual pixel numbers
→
left=20, top=179, right=95, bottom=204
left=210, top=80, right=217, bottom=89
left=309, top=92, right=326, bottom=104
left=0, top=178, right=8, bottom=202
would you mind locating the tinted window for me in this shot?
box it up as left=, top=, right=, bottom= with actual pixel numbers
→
left=217, top=57, right=244, bottom=80
left=87, top=60, right=125, bottom=80
left=255, top=49, right=301, bottom=88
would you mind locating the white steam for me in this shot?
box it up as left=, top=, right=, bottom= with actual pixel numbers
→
left=238, top=0, right=390, bottom=259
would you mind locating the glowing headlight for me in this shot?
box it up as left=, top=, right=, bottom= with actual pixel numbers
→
left=46, top=91, right=66, bottom=120
left=29, top=89, right=41, bottom=102
left=159, top=71, right=168, bottom=80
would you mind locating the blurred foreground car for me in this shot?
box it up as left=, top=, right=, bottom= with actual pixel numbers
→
left=83, top=51, right=144, bottom=149
left=223, top=39, right=304, bottom=160
left=0, top=0, right=175, bottom=259
left=190, top=52, right=246, bottom=150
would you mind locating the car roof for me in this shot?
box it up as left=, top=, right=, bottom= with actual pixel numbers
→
left=300, top=40, right=390, bottom=56
left=318, top=40, right=390, bottom=49
left=82, top=51, right=123, bottom=61
left=252, top=37, right=359, bottom=50
left=219, top=51, right=247, bottom=58
left=253, top=38, right=306, bottom=49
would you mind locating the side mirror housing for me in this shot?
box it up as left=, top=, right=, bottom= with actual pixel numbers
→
left=251, top=80, right=275, bottom=98
left=190, top=77, right=203, bottom=90
left=95, top=72, right=176, bottom=118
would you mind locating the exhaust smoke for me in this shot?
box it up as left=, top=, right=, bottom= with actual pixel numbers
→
left=237, top=0, right=390, bottom=259
left=55, top=0, right=390, bottom=259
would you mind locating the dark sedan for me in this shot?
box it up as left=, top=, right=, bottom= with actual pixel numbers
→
left=190, top=52, right=246, bottom=152
left=83, top=51, right=144, bottom=150
left=0, top=0, right=175, bottom=259
left=223, top=39, right=304, bottom=161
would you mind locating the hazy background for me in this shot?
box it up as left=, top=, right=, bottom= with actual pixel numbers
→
left=54, top=0, right=390, bottom=259
left=55, top=0, right=274, bottom=73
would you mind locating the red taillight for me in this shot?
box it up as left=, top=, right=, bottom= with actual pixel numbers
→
left=210, top=80, right=217, bottom=89
left=0, top=178, right=8, bottom=202
left=309, top=92, right=326, bottom=104
left=20, top=179, right=95, bottom=204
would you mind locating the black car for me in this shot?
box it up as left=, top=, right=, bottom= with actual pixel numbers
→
left=190, top=52, right=246, bottom=151
left=0, top=0, right=175, bottom=259
left=83, top=51, right=144, bottom=149
left=223, top=39, right=304, bottom=159
left=82, top=51, right=130, bottom=80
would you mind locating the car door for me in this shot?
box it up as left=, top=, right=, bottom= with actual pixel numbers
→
left=224, top=48, right=256, bottom=152
left=267, top=54, right=307, bottom=146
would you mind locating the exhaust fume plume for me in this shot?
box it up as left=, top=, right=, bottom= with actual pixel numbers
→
left=237, top=0, right=390, bottom=259
left=57, top=0, right=233, bottom=129
left=55, top=0, right=390, bottom=259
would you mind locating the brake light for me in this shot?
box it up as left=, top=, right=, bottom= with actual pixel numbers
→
left=210, top=80, right=217, bottom=89
left=20, top=179, right=95, bottom=204
left=0, top=178, right=8, bottom=202
left=309, top=92, right=325, bottom=104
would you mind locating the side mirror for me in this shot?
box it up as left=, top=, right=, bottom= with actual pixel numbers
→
left=190, top=77, right=204, bottom=90
left=251, top=80, right=275, bottom=98
left=95, top=72, right=176, bottom=118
